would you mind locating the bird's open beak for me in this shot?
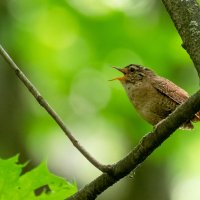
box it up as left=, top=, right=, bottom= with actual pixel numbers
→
left=109, top=66, right=127, bottom=81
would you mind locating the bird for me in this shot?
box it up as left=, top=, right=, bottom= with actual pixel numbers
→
left=112, top=64, right=200, bottom=129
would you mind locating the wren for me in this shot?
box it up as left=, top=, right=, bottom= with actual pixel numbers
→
left=113, top=64, right=200, bottom=129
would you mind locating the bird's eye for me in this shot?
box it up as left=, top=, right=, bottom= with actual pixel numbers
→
left=129, top=67, right=135, bottom=73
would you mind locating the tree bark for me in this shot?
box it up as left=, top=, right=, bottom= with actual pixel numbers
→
left=162, top=0, right=200, bottom=77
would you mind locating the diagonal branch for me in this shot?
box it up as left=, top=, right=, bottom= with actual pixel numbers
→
left=68, top=89, right=200, bottom=200
left=0, top=45, right=111, bottom=173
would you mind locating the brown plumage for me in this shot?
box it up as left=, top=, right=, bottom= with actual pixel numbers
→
left=113, top=64, right=200, bottom=129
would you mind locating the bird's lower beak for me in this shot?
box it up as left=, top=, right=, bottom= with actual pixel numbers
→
left=110, top=66, right=127, bottom=81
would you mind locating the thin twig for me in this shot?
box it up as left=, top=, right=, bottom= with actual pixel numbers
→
left=0, top=45, right=112, bottom=173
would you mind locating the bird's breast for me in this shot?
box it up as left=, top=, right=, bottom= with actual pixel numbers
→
left=122, top=81, right=177, bottom=125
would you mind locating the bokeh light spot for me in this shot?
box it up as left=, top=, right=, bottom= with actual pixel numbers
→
left=69, top=69, right=111, bottom=116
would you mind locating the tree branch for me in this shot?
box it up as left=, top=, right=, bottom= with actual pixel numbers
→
left=68, top=89, right=200, bottom=200
left=0, top=45, right=111, bottom=173
left=162, top=0, right=200, bottom=76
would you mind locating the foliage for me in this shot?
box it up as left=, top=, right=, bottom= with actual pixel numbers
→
left=0, top=155, right=77, bottom=200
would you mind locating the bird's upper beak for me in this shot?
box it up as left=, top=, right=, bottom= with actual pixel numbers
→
left=112, top=67, right=128, bottom=74
left=110, top=67, right=128, bottom=81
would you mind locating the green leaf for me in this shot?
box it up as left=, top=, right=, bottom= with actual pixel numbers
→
left=0, top=155, right=77, bottom=200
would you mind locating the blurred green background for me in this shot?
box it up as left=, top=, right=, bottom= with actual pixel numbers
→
left=0, top=0, right=200, bottom=199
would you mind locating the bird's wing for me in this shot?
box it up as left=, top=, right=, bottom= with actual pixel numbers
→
left=151, top=76, right=200, bottom=122
left=151, top=76, right=189, bottom=105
